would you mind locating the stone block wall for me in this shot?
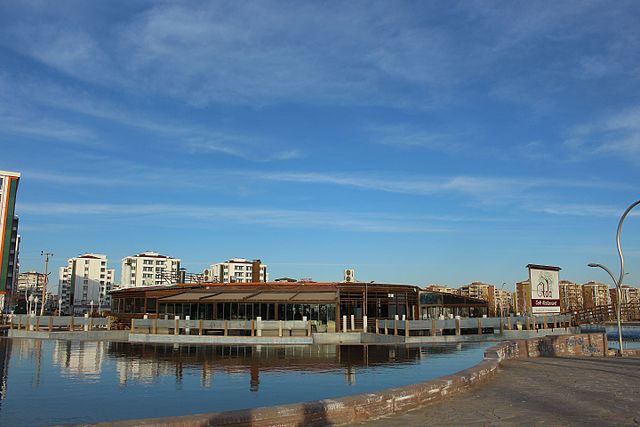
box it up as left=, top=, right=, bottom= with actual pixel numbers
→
left=515, top=333, right=607, bottom=358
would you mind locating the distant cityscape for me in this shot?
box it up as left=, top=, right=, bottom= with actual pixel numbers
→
left=7, top=249, right=640, bottom=318
left=2, top=169, right=639, bottom=317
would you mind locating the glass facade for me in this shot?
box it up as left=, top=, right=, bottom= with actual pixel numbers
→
left=114, top=299, right=337, bottom=325
left=419, top=291, right=489, bottom=319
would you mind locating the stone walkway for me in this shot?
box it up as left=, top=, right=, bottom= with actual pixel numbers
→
left=353, top=357, right=640, bottom=426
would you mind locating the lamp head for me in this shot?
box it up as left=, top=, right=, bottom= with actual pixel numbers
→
left=587, top=263, right=599, bottom=268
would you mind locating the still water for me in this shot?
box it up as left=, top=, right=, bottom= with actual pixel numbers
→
left=607, top=325, right=640, bottom=349
left=0, top=338, right=491, bottom=426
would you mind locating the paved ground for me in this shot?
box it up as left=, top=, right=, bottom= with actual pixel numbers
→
left=354, top=357, right=640, bottom=426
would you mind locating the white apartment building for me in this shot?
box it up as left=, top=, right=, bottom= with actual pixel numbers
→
left=16, top=271, right=46, bottom=301
left=58, top=254, right=115, bottom=315
left=121, top=252, right=181, bottom=288
left=203, top=258, right=268, bottom=283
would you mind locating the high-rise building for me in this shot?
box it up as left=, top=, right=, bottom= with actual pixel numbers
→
left=581, top=281, right=611, bottom=309
left=58, top=254, right=115, bottom=315
left=5, top=218, right=19, bottom=308
left=203, top=258, right=268, bottom=283
left=121, top=252, right=181, bottom=287
left=559, top=280, right=583, bottom=312
left=0, top=170, right=20, bottom=312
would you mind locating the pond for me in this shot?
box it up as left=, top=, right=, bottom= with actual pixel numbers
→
left=0, top=338, right=492, bottom=426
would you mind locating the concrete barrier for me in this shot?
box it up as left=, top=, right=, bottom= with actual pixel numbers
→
left=8, top=329, right=130, bottom=341
left=128, top=334, right=312, bottom=345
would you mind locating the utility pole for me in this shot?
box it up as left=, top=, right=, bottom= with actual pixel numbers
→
left=40, top=251, right=53, bottom=316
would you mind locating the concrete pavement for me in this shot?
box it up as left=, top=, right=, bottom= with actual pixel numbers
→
left=355, top=357, right=640, bottom=426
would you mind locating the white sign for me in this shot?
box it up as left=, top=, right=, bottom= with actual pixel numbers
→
left=529, top=267, right=560, bottom=314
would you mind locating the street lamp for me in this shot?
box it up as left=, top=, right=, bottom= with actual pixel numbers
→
left=587, top=198, right=640, bottom=357
left=90, top=300, right=94, bottom=316
left=588, top=263, right=622, bottom=354
left=34, top=296, right=39, bottom=317
left=28, top=294, right=34, bottom=316
left=58, top=298, right=63, bottom=316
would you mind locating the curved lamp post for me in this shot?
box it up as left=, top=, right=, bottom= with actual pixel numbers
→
left=588, top=199, right=640, bottom=357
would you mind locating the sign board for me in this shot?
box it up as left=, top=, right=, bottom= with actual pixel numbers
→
left=528, top=264, right=561, bottom=314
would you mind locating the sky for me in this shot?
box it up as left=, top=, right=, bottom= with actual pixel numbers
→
left=1, top=0, right=639, bottom=291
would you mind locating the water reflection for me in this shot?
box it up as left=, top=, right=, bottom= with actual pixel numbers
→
left=0, top=339, right=489, bottom=426
left=52, top=341, right=106, bottom=380
left=0, top=339, right=11, bottom=410
left=106, top=342, right=439, bottom=391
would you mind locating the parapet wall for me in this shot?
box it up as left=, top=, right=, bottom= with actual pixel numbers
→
left=86, top=333, right=607, bottom=427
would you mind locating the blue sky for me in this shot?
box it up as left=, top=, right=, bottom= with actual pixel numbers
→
left=2, top=1, right=639, bottom=291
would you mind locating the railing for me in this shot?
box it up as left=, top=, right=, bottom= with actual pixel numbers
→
left=376, top=314, right=574, bottom=337
left=572, top=302, right=640, bottom=325
left=131, top=317, right=313, bottom=337
left=6, top=314, right=111, bottom=332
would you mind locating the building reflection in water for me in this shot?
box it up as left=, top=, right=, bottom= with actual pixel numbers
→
left=51, top=341, right=106, bottom=380
left=104, top=343, right=463, bottom=392
left=0, top=339, right=470, bottom=400
left=0, top=338, right=12, bottom=411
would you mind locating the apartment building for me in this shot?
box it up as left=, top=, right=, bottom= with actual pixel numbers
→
left=121, top=252, right=181, bottom=287
left=424, top=284, right=457, bottom=294
left=58, top=254, right=115, bottom=315
left=203, top=258, right=268, bottom=283
left=16, top=271, right=46, bottom=302
left=0, top=170, right=20, bottom=311
left=621, top=285, right=640, bottom=304
left=514, top=280, right=530, bottom=315
left=458, top=282, right=499, bottom=315
left=494, top=288, right=513, bottom=316
left=581, top=281, right=611, bottom=309
left=611, top=285, right=640, bottom=305
left=559, top=280, right=583, bottom=312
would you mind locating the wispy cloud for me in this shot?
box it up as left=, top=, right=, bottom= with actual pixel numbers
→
left=20, top=164, right=630, bottom=212
left=17, top=202, right=451, bottom=234
left=0, top=103, right=97, bottom=145
left=4, top=1, right=616, bottom=109
left=242, top=170, right=624, bottom=199
left=566, top=106, right=640, bottom=159
left=527, top=202, right=640, bottom=218
left=365, top=124, right=465, bottom=152
left=0, top=72, right=302, bottom=161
